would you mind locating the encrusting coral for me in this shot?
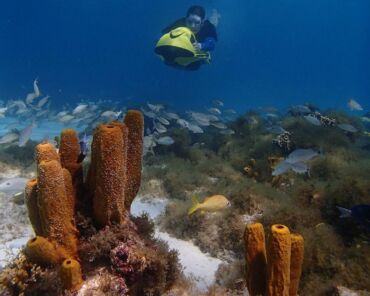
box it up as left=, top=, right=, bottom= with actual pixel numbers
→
left=244, top=223, right=304, bottom=296
left=0, top=110, right=182, bottom=295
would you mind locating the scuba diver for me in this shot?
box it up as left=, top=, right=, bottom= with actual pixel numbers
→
left=155, top=5, right=218, bottom=70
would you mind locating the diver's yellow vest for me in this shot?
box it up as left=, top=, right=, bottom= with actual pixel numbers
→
left=155, top=27, right=211, bottom=67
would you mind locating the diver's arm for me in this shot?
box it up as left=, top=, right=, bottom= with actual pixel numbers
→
left=200, top=37, right=216, bottom=51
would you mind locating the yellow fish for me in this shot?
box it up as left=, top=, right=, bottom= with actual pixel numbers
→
left=188, top=195, right=231, bottom=215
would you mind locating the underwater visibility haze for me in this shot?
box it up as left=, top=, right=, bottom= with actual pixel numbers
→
left=0, top=1, right=370, bottom=295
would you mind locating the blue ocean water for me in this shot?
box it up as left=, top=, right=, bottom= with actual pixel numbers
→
left=0, top=0, right=369, bottom=112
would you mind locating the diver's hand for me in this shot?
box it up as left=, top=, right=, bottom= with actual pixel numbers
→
left=193, top=42, right=202, bottom=51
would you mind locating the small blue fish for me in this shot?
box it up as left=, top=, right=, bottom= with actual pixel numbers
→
left=78, top=133, right=89, bottom=162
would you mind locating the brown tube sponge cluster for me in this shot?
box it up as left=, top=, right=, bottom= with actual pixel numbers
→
left=244, top=223, right=304, bottom=296
left=23, top=110, right=144, bottom=291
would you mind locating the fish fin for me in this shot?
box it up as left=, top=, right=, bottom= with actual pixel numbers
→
left=336, top=206, right=352, bottom=218
left=188, top=196, right=200, bottom=216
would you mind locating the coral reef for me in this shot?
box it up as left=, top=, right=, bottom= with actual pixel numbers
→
left=0, top=110, right=183, bottom=295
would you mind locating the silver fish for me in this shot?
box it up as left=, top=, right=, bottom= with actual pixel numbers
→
left=18, top=122, right=36, bottom=147
left=266, top=125, right=287, bottom=134
left=157, top=116, right=170, bottom=125
left=289, top=105, right=311, bottom=115
left=26, top=78, right=41, bottom=104
left=224, top=109, right=237, bottom=115
left=147, top=103, right=164, bottom=113
left=177, top=119, right=190, bottom=128
left=163, top=112, right=180, bottom=120
left=290, top=162, right=309, bottom=174
left=338, top=123, right=358, bottom=133
left=57, top=110, right=69, bottom=117
left=272, top=160, right=291, bottom=176
left=156, top=136, right=174, bottom=145
left=285, top=149, right=319, bottom=164
left=211, top=121, right=227, bottom=129
left=304, top=115, right=321, bottom=126
left=141, top=108, right=156, bottom=119
left=72, top=104, right=89, bottom=115
left=59, top=114, right=74, bottom=123
left=347, top=99, right=363, bottom=111
left=101, top=110, right=122, bottom=119
left=212, top=99, right=224, bottom=107
left=0, top=132, right=19, bottom=144
left=207, top=107, right=221, bottom=115
left=37, top=95, right=50, bottom=108
left=220, top=129, right=235, bottom=135
left=153, top=121, right=167, bottom=133
left=188, top=123, right=204, bottom=133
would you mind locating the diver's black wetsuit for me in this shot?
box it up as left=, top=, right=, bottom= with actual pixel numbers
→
left=162, top=18, right=217, bottom=70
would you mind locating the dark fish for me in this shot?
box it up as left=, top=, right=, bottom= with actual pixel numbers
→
left=337, top=204, right=370, bottom=231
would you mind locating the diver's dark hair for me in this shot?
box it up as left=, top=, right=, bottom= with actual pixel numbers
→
left=187, top=5, right=206, bottom=20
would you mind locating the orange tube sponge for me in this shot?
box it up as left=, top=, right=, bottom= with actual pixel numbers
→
left=60, top=258, right=83, bottom=291
left=25, top=179, right=43, bottom=236
left=85, top=125, right=102, bottom=200
left=24, top=236, right=67, bottom=266
left=267, top=224, right=291, bottom=296
left=63, top=168, right=76, bottom=218
left=59, top=129, right=80, bottom=167
left=93, top=124, right=127, bottom=226
left=244, top=223, right=267, bottom=296
left=124, top=110, right=144, bottom=211
left=289, top=234, right=304, bottom=296
left=37, top=160, right=78, bottom=258
left=35, top=142, right=60, bottom=164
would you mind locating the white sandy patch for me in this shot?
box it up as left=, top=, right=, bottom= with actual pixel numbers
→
left=131, top=195, right=225, bottom=292
left=0, top=191, right=34, bottom=270
left=155, top=229, right=223, bottom=291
